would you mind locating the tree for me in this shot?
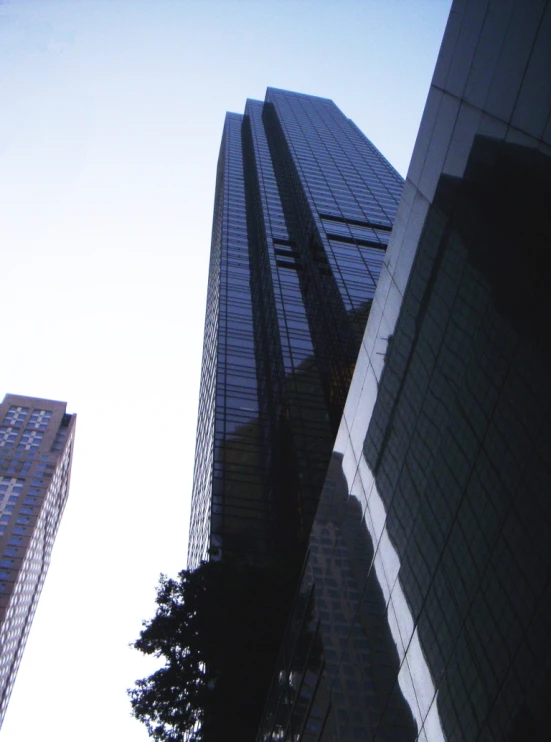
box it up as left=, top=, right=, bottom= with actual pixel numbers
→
left=129, top=555, right=301, bottom=742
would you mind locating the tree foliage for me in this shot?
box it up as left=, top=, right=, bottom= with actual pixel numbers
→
left=129, top=555, right=301, bottom=742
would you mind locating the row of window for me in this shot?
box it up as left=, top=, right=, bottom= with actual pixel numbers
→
left=0, top=427, right=44, bottom=451
left=3, top=407, right=52, bottom=428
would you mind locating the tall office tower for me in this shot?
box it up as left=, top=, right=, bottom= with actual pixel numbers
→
left=187, top=89, right=403, bottom=569
left=0, top=394, right=76, bottom=727
left=258, top=2, right=551, bottom=740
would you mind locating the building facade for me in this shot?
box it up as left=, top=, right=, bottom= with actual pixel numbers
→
left=187, top=90, right=403, bottom=569
left=0, top=394, right=76, bottom=727
left=258, top=2, right=551, bottom=740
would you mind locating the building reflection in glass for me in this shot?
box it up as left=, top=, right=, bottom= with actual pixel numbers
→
left=259, top=136, right=551, bottom=740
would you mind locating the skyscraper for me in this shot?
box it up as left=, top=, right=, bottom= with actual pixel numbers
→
left=258, top=2, right=551, bottom=740
left=0, top=394, right=76, bottom=727
left=187, top=89, right=403, bottom=569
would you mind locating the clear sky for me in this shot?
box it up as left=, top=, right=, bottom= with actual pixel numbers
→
left=0, top=1, right=451, bottom=739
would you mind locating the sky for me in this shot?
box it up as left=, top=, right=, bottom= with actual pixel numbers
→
left=0, top=1, right=451, bottom=739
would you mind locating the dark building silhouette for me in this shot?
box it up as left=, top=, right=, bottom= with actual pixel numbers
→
left=0, top=394, right=76, bottom=727
left=258, top=2, right=551, bottom=740
left=187, top=89, right=403, bottom=569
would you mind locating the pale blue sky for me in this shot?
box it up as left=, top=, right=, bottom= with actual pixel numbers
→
left=0, top=1, right=450, bottom=739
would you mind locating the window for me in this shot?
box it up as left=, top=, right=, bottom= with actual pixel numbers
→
left=0, top=477, right=24, bottom=500
left=3, top=406, right=29, bottom=426
left=27, top=409, right=52, bottom=432
left=17, top=429, right=43, bottom=452
left=52, top=428, right=68, bottom=452
left=30, top=409, right=52, bottom=423
left=0, top=427, right=18, bottom=448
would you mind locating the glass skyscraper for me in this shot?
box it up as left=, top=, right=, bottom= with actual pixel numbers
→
left=257, top=3, right=551, bottom=740
left=187, top=89, right=403, bottom=569
left=0, top=393, right=76, bottom=727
